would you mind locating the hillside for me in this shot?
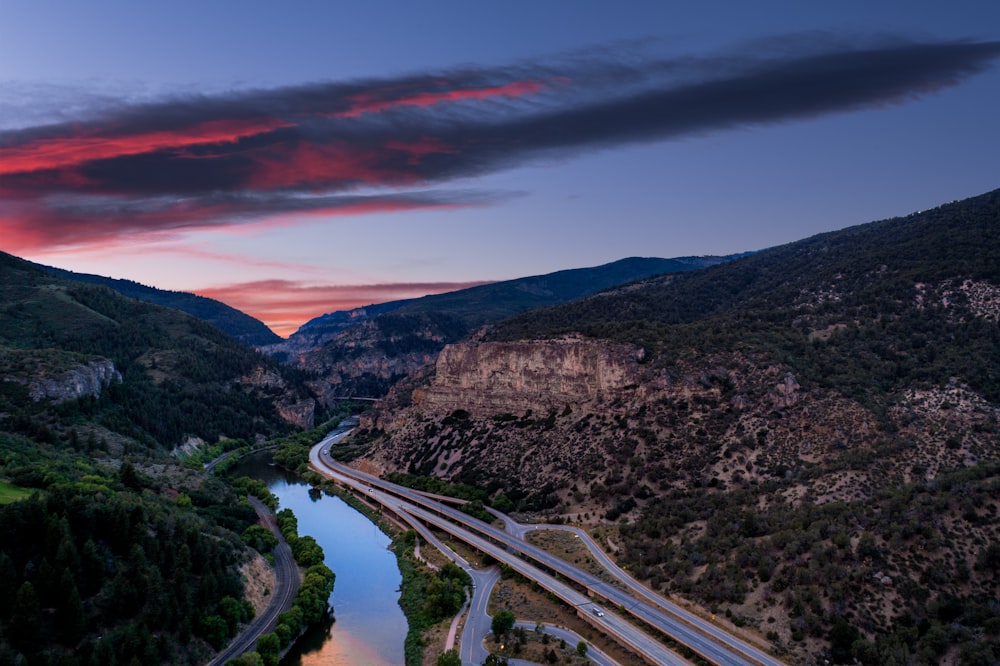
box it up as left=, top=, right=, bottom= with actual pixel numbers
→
left=267, top=256, right=734, bottom=402
left=355, top=189, right=1000, bottom=664
left=37, top=263, right=282, bottom=346
left=1, top=250, right=317, bottom=447
left=0, top=250, right=326, bottom=664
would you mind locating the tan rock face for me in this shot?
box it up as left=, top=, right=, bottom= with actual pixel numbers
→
left=414, top=337, right=643, bottom=416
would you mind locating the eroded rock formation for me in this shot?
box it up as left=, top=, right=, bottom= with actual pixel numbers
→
left=28, top=358, right=121, bottom=403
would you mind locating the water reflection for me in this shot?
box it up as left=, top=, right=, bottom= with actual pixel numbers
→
left=229, top=454, right=407, bottom=665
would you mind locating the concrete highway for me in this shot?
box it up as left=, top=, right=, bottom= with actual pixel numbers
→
left=461, top=565, right=502, bottom=665
left=311, top=438, right=690, bottom=665
left=310, top=431, right=783, bottom=666
left=489, top=510, right=771, bottom=663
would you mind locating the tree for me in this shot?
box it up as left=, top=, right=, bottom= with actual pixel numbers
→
left=436, top=649, right=461, bottom=666
left=10, top=581, right=42, bottom=653
left=576, top=640, right=589, bottom=657
left=491, top=609, right=516, bottom=640
left=256, top=633, right=280, bottom=666
left=57, top=569, right=85, bottom=646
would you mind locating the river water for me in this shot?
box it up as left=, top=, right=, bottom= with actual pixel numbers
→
left=230, top=454, right=407, bottom=666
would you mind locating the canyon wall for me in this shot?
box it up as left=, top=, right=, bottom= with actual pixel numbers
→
left=413, top=337, right=645, bottom=416
left=28, top=358, right=121, bottom=403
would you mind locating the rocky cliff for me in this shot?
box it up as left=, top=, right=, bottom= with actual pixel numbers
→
left=298, top=313, right=465, bottom=403
left=28, top=358, right=121, bottom=403
left=239, top=366, right=316, bottom=428
left=413, top=337, right=644, bottom=416
left=357, top=337, right=999, bottom=662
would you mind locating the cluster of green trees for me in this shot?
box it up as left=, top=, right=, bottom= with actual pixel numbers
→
left=385, top=471, right=496, bottom=523
left=392, top=530, right=471, bottom=666
left=274, top=509, right=324, bottom=567
left=0, top=471, right=257, bottom=665
left=270, top=419, right=346, bottom=473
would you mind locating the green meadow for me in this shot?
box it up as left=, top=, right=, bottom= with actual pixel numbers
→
left=0, top=480, right=31, bottom=504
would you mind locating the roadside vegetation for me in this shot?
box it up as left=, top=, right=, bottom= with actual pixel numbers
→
left=228, top=506, right=336, bottom=666
left=270, top=414, right=351, bottom=473
left=392, top=529, right=471, bottom=666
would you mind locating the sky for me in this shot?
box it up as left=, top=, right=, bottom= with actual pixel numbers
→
left=2, top=1, right=999, bottom=337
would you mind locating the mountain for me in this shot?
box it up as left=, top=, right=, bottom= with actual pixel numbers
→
left=1, top=250, right=317, bottom=445
left=0, top=249, right=323, bottom=664
left=355, top=188, right=1000, bottom=663
left=266, top=256, right=736, bottom=402
left=37, top=263, right=282, bottom=346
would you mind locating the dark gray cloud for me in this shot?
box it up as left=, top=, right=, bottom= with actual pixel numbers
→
left=1, top=34, right=997, bottom=250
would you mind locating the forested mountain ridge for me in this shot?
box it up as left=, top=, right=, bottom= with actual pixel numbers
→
left=36, top=262, right=282, bottom=346
left=0, top=251, right=328, bottom=663
left=266, top=255, right=737, bottom=402
left=1, top=250, right=318, bottom=445
left=359, top=188, right=1000, bottom=664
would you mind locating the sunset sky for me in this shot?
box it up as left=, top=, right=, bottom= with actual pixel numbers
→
left=2, top=1, right=999, bottom=336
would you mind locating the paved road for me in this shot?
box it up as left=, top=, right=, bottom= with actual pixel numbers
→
left=316, top=445, right=781, bottom=666
left=310, top=442, right=690, bottom=666
left=494, top=514, right=780, bottom=666
left=311, top=432, right=784, bottom=665
left=514, top=621, right=621, bottom=666
left=209, top=497, right=300, bottom=665
left=461, top=566, right=502, bottom=665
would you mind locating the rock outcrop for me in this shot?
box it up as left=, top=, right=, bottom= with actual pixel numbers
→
left=413, top=337, right=643, bottom=416
left=28, top=359, right=121, bottom=403
left=240, top=366, right=316, bottom=428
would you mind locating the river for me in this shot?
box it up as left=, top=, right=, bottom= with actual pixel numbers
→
left=230, top=453, right=408, bottom=666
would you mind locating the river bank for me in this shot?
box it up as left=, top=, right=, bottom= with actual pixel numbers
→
left=229, top=453, right=408, bottom=665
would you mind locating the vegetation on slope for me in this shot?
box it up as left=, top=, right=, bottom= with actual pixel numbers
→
left=1, top=250, right=313, bottom=448
left=0, top=250, right=328, bottom=663
left=370, top=188, right=1000, bottom=663
left=37, top=262, right=281, bottom=346
left=0, top=435, right=259, bottom=665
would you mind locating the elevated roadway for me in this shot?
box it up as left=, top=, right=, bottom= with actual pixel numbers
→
left=310, top=432, right=783, bottom=666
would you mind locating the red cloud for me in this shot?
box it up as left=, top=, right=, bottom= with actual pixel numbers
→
left=2, top=37, right=997, bottom=254
left=0, top=116, right=292, bottom=175
left=196, top=279, right=492, bottom=337
left=335, top=80, right=547, bottom=118
left=0, top=194, right=471, bottom=253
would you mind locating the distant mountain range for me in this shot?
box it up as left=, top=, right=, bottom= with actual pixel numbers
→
left=265, top=255, right=741, bottom=401
left=35, top=263, right=282, bottom=346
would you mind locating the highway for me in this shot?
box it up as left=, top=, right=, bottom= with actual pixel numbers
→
left=310, top=431, right=783, bottom=666
left=514, top=621, right=621, bottom=666
left=490, top=511, right=770, bottom=662
left=461, top=565, right=502, bottom=665
left=209, top=496, right=300, bottom=665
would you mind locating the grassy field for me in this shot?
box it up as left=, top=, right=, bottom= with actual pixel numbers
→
left=0, top=480, right=31, bottom=504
